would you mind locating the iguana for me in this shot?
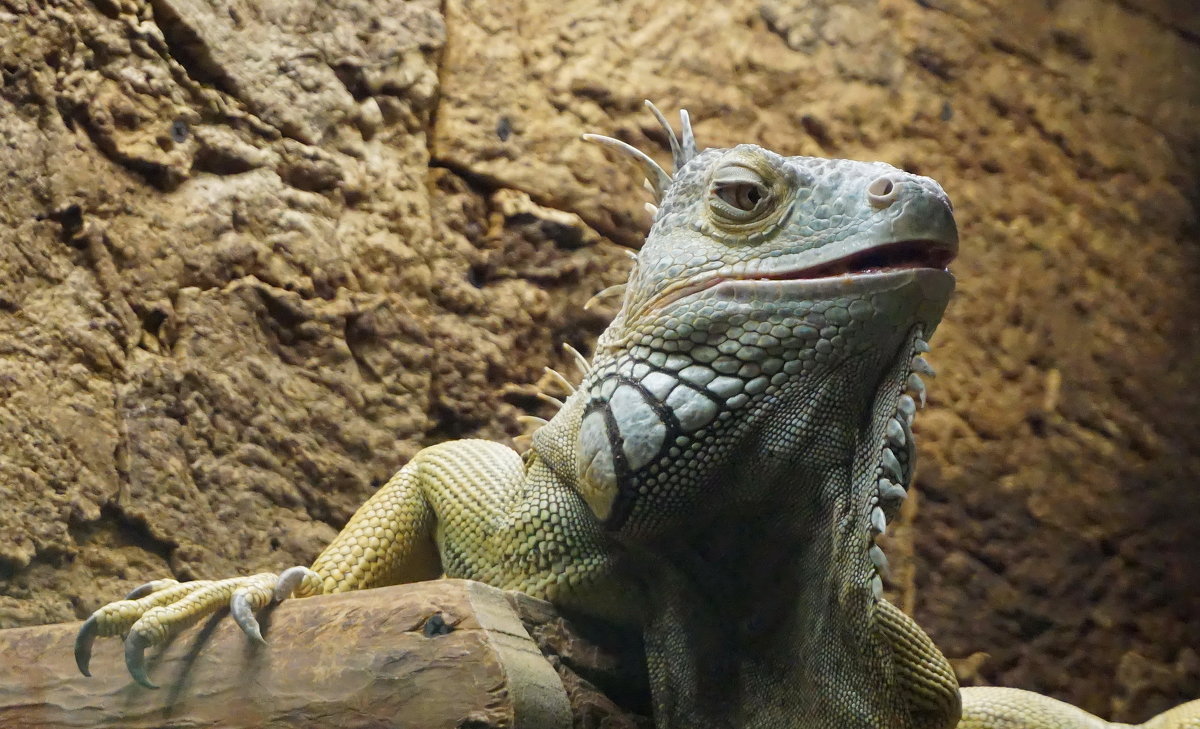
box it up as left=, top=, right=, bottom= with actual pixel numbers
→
left=74, top=103, right=1198, bottom=729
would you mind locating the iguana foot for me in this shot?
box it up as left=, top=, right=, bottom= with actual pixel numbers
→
left=75, top=566, right=317, bottom=688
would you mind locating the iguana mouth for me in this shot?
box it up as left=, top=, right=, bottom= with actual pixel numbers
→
left=756, top=239, right=955, bottom=280
left=646, top=239, right=955, bottom=313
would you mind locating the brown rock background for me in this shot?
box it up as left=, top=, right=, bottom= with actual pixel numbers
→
left=0, top=0, right=1196, bottom=722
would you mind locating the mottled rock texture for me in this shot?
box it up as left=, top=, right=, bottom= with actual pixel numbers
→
left=0, top=0, right=1196, bottom=723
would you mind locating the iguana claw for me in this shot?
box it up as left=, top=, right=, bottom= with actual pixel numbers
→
left=74, top=614, right=98, bottom=677
left=124, top=579, right=180, bottom=600
left=230, top=589, right=268, bottom=646
left=124, top=630, right=158, bottom=689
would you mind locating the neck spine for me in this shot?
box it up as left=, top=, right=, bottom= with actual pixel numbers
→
left=860, top=324, right=935, bottom=604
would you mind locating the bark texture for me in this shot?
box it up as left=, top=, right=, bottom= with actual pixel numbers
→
left=0, top=579, right=641, bottom=729
left=0, top=0, right=1197, bottom=722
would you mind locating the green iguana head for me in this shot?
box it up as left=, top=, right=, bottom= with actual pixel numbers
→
left=542, top=103, right=957, bottom=539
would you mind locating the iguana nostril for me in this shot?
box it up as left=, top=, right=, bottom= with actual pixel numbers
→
left=867, top=176, right=899, bottom=208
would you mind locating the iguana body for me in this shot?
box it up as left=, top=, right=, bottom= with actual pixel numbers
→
left=75, top=104, right=1198, bottom=729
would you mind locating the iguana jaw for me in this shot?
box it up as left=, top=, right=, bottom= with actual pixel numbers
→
left=643, top=237, right=957, bottom=315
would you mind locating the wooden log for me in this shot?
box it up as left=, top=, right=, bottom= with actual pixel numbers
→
left=0, top=579, right=573, bottom=729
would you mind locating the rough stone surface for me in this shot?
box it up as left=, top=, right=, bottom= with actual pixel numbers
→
left=1, top=0, right=1197, bottom=723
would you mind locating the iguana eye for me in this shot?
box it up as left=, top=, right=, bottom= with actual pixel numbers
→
left=716, top=182, right=764, bottom=211
left=710, top=164, right=772, bottom=221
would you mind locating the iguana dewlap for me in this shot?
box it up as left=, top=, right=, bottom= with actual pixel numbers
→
left=74, top=102, right=1199, bottom=729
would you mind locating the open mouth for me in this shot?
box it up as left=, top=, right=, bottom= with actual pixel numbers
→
left=643, top=239, right=956, bottom=314
left=751, top=240, right=955, bottom=281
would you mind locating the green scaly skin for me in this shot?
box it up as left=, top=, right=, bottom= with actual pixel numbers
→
left=74, top=103, right=1198, bottom=729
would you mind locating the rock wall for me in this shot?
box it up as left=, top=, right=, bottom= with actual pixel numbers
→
left=1, top=0, right=1196, bottom=721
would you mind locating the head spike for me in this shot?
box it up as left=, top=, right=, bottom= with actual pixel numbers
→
left=644, top=100, right=685, bottom=172
left=678, top=109, right=698, bottom=163
left=581, top=133, right=672, bottom=200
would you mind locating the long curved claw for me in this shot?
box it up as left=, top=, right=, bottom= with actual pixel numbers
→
left=124, top=629, right=158, bottom=689
left=231, top=589, right=267, bottom=646
left=74, top=614, right=99, bottom=677
left=226, top=580, right=270, bottom=647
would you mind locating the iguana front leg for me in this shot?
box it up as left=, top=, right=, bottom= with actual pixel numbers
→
left=76, top=439, right=622, bottom=688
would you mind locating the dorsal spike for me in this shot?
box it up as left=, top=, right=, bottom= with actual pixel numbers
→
left=584, top=283, right=626, bottom=311
left=536, top=392, right=565, bottom=410
left=679, top=109, right=698, bottom=163
left=604, top=242, right=639, bottom=260
left=542, top=366, right=577, bottom=394
left=581, top=133, right=672, bottom=200
left=644, top=100, right=685, bottom=172
left=562, top=343, right=591, bottom=378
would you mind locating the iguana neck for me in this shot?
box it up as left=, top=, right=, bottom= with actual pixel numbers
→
left=624, top=326, right=925, bottom=728
left=530, top=314, right=930, bottom=726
